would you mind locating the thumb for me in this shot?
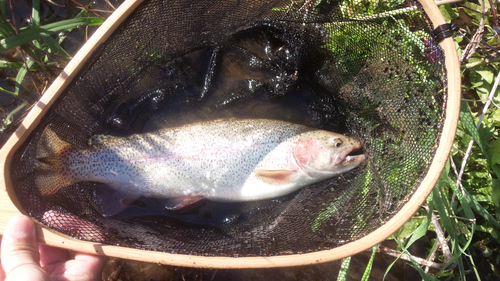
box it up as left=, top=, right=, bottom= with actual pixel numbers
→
left=1, top=214, right=50, bottom=281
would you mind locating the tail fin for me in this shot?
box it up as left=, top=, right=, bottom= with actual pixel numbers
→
left=35, top=127, right=77, bottom=196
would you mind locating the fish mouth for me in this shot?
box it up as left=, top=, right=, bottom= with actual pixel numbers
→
left=335, top=144, right=365, bottom=165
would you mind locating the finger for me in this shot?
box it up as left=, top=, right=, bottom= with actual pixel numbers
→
left=53, top=253, right=106, bottom=281
left=0, top=236, right=5, bottom=280
left=0, top=214, right=50, bottom=281
left=0, top=266, right=5, bottom=281
left=38, top=244, right=71, bottom=267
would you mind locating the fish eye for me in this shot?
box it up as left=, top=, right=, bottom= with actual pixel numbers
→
left=330, top=138, right=343, bottom=147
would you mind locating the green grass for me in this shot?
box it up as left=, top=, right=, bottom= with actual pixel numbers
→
left=1, top=0, right=499, bottom=280
left=384, top=0, right=500, bottom=279
left=0, top=0, right=104, bottom=129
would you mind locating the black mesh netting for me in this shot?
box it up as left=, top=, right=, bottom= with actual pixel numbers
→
left=11, top=0, right=447, bottom=257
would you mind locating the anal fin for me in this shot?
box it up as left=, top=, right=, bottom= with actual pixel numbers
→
left=92, top=187, right=142, bottom=217
left=164, top=196, right=205, bottom=213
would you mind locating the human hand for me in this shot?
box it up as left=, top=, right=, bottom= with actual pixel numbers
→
left=0, top=214, right=106, bottom=281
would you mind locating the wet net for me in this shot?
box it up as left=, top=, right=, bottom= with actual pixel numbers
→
left=11, top=0, right=448, bottom=257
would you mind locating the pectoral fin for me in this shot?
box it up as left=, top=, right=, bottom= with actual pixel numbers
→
left=254, top=170, right=300, bottom=185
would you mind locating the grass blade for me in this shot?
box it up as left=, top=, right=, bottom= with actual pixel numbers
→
left=1, top=100, right=29, bottom=129
left=30, top=0, right=70, bottom=57
left=406, top=211, right=431, bottom=247
left=383, top=207, right=433, bottom=280
left=336, top=257, right=351, bottom=281
left=32, top=0, right=41, bottom=25
left=0, top=18, right=16, bottom=37
left=460, top=100, right=500, bottom=179
left=460, top=100, right=485, bottom=152
left=361, top=245, right=377, bottom=281
left=0, top=0, right=6, bottom=21
left=432, top=186, right=464, bottom=244
left=0, top=17, right=103, bottom=51
left=0, top=60, right=43, bottom=70
left=14, top=59, right=34, bottom=95
left=42, top=37, right=71, bottom=57
left=464, top=188, right=500, bottom=230
left=0, top=87, right=17, bottom=96
left=393, top=238, right=440, bottom=281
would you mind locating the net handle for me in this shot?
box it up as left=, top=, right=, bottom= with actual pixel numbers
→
left=0, top=0, right=461, bottom=268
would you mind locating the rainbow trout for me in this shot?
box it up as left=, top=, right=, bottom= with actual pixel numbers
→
left=35, top=119, right=364, bottom=213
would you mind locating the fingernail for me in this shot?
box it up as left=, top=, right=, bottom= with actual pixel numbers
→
left=6, top=215, right=34, bottom=241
